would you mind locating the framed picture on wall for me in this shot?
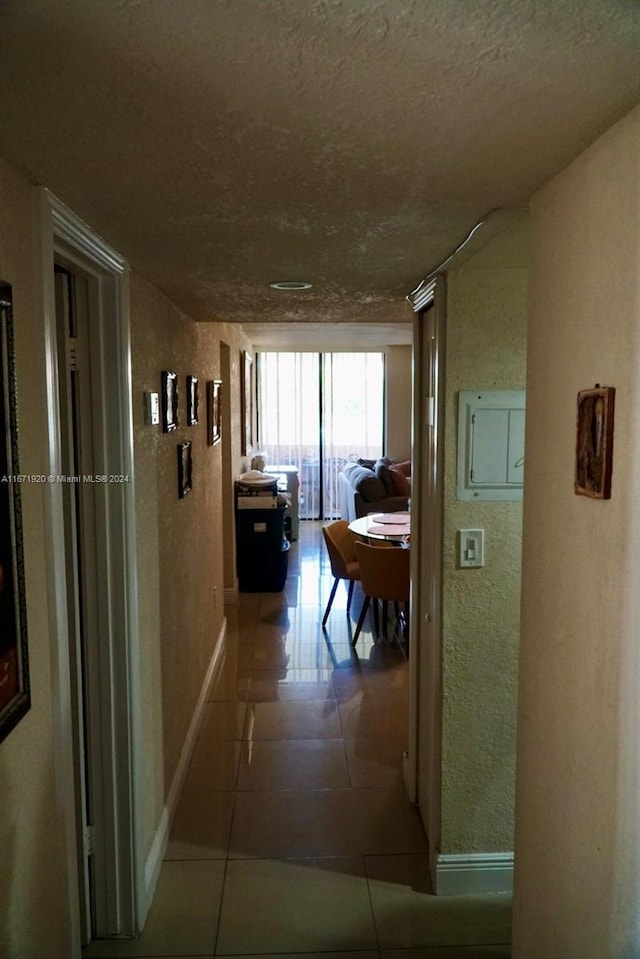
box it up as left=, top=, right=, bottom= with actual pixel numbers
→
left=187, top=375, right=198, bottom=426
left=575, top=384, right=615, bottom=499
left=161, top=371, right=178, bottom=432
left=207, top=379, right=222, bottom=446
left=0, top=279, right=30, bottom=744
left=178, top=441, right=193, bottom=498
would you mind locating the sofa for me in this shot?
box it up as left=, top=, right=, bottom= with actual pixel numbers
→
left=339, top=458, right=411, bottom=521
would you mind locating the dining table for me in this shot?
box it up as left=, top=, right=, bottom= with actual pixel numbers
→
left=348, top=511, right=411, bottom=544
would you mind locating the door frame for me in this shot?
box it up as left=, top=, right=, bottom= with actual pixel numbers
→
left=38, top=188, right=144, bottom=944
left=405, top=274, right=446, bottom=886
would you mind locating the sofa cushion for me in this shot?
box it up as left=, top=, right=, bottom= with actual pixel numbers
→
left=374, top=458, right=395, bottom=495
left=395, top=460, right=412, bottom=477
left=345, top=464, right=386, bottom=500
left=389, top=464, right=411, bottom=496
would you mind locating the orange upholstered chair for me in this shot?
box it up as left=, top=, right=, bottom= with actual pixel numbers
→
left=352, top=540, right=410, bottom=647
left=321, top=521, right=361, bottom=626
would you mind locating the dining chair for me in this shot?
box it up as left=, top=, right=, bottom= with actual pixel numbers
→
left=321, top=520, right=362, bottom=626
left=352, top=540, right=410, bottom=647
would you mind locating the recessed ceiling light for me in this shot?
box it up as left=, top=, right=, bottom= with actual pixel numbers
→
left=269, top=281, right=313, bottom=291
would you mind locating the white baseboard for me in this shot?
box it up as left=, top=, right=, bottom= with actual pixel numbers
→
left=143, top=617, right=228, bottom=912
left=435, top=852, right=513, bottom=896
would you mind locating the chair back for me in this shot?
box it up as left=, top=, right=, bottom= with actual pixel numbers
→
left=322, top=521, right=359, bottom=580
left=354, top=540, right=410, bottom=603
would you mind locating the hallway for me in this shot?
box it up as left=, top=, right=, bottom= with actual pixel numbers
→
left=83, top=521, right=511, bottom=958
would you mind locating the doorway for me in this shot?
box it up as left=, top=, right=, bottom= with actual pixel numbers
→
left=40, top=190, right=143, bottom=948
left=406, top=276, right=446, bottom=885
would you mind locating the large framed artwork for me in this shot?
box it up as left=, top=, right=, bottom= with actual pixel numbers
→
left=0, top=279, right=30, bottom=743
left=575, top=384, right=615, bottom=500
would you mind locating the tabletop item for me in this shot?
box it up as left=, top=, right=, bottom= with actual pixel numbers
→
left=367, top=523, right=411, bottom=536
left=371, top=512, right=410, bottom=525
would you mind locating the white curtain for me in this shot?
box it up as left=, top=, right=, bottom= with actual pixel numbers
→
left=257, top=352, right=384, bottom=519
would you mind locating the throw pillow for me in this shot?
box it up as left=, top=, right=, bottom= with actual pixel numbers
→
left=395, top=460, right=412, bottom=477
left=389, top=464, right=411, bottom=497
left=374, top=458, right=395, bottom=496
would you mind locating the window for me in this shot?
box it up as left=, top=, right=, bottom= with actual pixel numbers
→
left=257, top=352, right=384, bottom=518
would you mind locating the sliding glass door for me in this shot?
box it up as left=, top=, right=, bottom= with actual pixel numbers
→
left=257, top=352, right=384, bottom=519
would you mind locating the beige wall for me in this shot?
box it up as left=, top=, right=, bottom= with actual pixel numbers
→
left=0, top=162, right=74, bottom=957
left=132, top=280, right=251, bottom=854
left=513, top=104, right=640, bottom=958
left=385, top=345, right=412, bottom=462
left=440, top=227, right=528, bottom=853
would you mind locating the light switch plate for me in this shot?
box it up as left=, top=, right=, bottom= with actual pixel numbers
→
left=459, top=529, right=484, bottom=568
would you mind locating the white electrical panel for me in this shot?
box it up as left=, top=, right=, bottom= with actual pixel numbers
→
left=457, top=390, right=526, bottom=501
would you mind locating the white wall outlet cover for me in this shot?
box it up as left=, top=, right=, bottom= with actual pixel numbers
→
left=144, top=391, right=160, bottom=426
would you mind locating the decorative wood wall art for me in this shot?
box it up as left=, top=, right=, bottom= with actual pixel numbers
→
left=0, top=279, right=30, bottom=743
left=207, top=379, right=222, bottom=446
left=187, top=375, right=198, bottom=426
left=161, top=371, right=178, bottom=432
left=178, top=441, right=192, bottom=498
left=575, top=384, right=615, bottom=499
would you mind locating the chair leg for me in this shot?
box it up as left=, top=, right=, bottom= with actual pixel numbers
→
left=373, top=597, right=380, bottom=637
left=346, top=579, right=355, bottom=614
left=322, top=578, right=340, bottom=626
left=352, top=595, right=370, bottom=647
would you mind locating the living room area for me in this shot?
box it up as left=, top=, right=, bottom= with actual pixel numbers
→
left=248, top=344, right=413, bottom=532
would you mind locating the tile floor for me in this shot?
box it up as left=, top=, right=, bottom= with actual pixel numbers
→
left=84, top=521, right=511, bottom=959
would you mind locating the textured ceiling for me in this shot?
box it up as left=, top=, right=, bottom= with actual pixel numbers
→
left=0, top=0, right=638, bottom=347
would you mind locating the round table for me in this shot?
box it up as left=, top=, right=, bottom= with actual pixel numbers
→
left=348, top=512, right=411, bottom=544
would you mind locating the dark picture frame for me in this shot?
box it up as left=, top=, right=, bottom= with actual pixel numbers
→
left=207, top=379, right=222, bottom=446
left=0, top=280, right=30, bottom=743
left=161, top=371, right=178, bottom=432
left=177, top=440, right=192, bottom=498
left=187, top=374, right=198, bottom=426
left=575, top=384, right=615, bottom=500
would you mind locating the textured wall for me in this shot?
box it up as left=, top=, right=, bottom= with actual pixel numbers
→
left=0, top=162, right=74, bottom=956
left=385, top=345, right=412, bottom=462
left=441, top=235, right=528, bottom=853
left=513, top=104, right=640, bottom=959
left=131, top=278, right=250, bottom=839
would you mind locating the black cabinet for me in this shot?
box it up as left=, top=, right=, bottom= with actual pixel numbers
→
left=235, top=482, right=290, bottom=592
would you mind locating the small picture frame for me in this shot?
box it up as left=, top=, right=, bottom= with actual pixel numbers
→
left=177, top=441, right=192, bottom=498
left=186, top=375, right=198, bottom=426
left=161, top=371, right=178, bottom=432
left=575, top=385, right=615, bottom=499
left=207, top=379, right=222, bottom=446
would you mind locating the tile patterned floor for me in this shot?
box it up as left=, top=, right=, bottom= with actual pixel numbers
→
left=84, top=521, right=511, bottom=958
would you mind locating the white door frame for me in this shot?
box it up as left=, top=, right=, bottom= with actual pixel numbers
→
left=38, top=188, right=144, bottom=945
left=405, top=275, right=446, bottom=886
